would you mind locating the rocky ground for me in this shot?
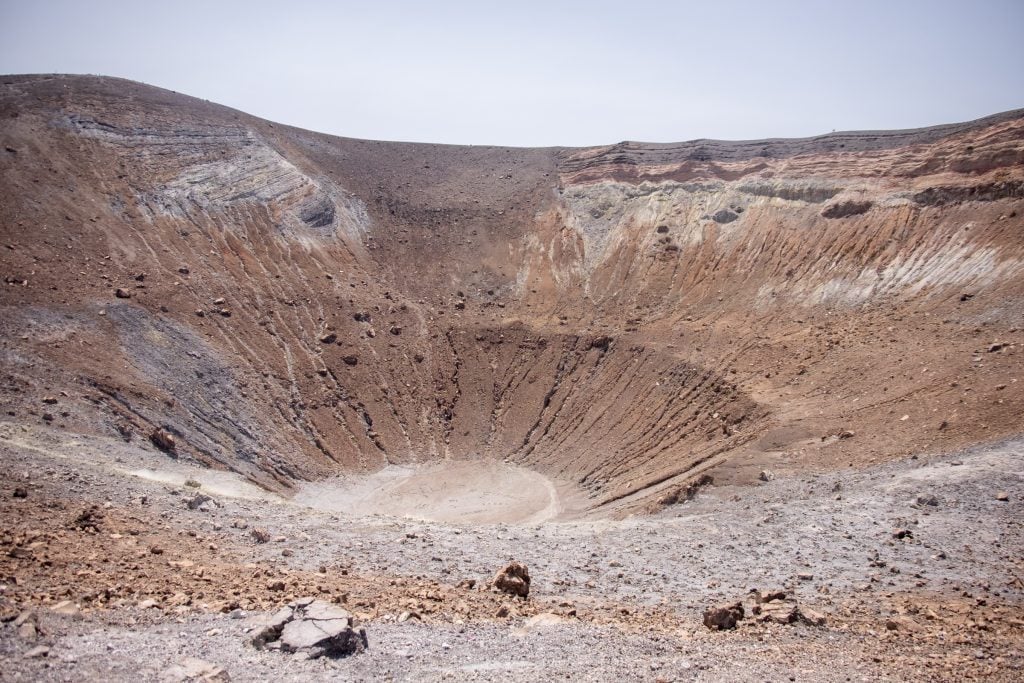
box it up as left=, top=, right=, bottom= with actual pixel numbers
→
left=1, top=423, right=1021, bottom=681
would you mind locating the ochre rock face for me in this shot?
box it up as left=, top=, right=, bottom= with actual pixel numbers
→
left=1, top=74, right=1022, bottom=516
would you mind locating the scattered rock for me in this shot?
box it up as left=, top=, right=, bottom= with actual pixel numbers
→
left=70, top=506, right=103, bottom=531
left=711, top=209, right=738, bottom=224
left=342, top=355, right=358, bottom=366
left=150, top=428, right=176, bottom=454
left=916, top=494, right=939, bottom=507
left=15, top=612, right=38, bottom=640
left=23, top=645, right=49, bottom=659
left=995, top=491, right=1009, bottom=502
left=703, top=602, right=744, bottom=630
left=758, top=470, right=775, bottom=482
left=821, top=200, right=872, bottom=219
left=754, top=589, right=787, bottom=603
left=160, top=657, right=230, bottom=682
left=252, top=599, right=367, bottom=658
left=186, top=492, right=214, bottom=511
left=319, top=332, right=337, bottom=344
left=115, top=288, right=132, bottom=299
left=12, top=487, right=27, bottom=498
left=756, top=600, right=800, bottom=624
left=49, top=600, right=80, bottom=615
left=251, top=527, right=271, bottom=543
left=492, top=561, right=530, bottom=598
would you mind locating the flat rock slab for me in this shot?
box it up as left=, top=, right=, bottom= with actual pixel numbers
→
left=251, top=598, right=367, bottom=658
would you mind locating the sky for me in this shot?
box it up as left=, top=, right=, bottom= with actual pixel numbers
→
left=1, top=0, right=1022, bottom=147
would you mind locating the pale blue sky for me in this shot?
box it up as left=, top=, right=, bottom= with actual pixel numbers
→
left=1, top=0, right=1022, bottom=146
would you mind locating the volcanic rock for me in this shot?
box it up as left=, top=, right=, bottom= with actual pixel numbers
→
left=703, top=602, right=744, bottom=630
left=149, top=428, right=176, bottom=454
left=492, top=561, right=531, bottom=598
left=252, top=599, right=367, bottom=658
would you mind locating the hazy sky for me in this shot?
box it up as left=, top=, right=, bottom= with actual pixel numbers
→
left=1, top=0, right=1022, bottom=146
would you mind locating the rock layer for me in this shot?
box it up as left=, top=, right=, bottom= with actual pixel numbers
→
left=1, top=74, right=1022, bottom=516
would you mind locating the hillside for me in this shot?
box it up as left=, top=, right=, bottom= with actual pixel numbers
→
left=1, top=74, right=1022, bottom=518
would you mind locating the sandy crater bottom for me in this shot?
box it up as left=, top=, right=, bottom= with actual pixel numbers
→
left=293, top=460, right=563, bottom=524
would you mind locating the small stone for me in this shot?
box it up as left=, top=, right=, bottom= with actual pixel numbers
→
left=12, top=487, right=27, bottom=499
left=995, top=491, right=1009, bottom=502
left=115, top=288, right=131, bottom=299
left=251, top=528, right=270, bottom=544
left=758, top=470, right=775, bottom=482
left=138, top=599, right=159, bottom=609
left=17, top=621, right=37, bottom=640
left=23, top=645, right=49, bottom=659
left=319, top=333, right=337, bottom=344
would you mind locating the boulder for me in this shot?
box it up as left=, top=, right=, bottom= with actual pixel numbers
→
left=756, top=600, right=800, bottom=624
left=492, top=562, right=531, bottom=598
left=150, top=428, right=176, bottom=454
left=703, top=601, right=744, bottom=630
left=252, top=599, right=367, bottom=659
left=186, top=493, right=213, bottom=510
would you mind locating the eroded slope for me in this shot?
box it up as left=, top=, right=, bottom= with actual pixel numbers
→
left=1, top=74, right=1022, bottom=516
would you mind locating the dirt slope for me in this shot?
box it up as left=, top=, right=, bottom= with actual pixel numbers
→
left=1, top=74, right=1023, bottom=517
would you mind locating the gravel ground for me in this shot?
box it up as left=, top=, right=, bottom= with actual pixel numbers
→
left=1, top=423, right=1022, bottom=681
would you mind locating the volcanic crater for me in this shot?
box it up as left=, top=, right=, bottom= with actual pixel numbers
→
left=1, top=74, right=1024, bottom=680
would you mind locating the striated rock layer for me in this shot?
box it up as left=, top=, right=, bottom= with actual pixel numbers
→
left=1, top=74, right=1022, bottom=517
